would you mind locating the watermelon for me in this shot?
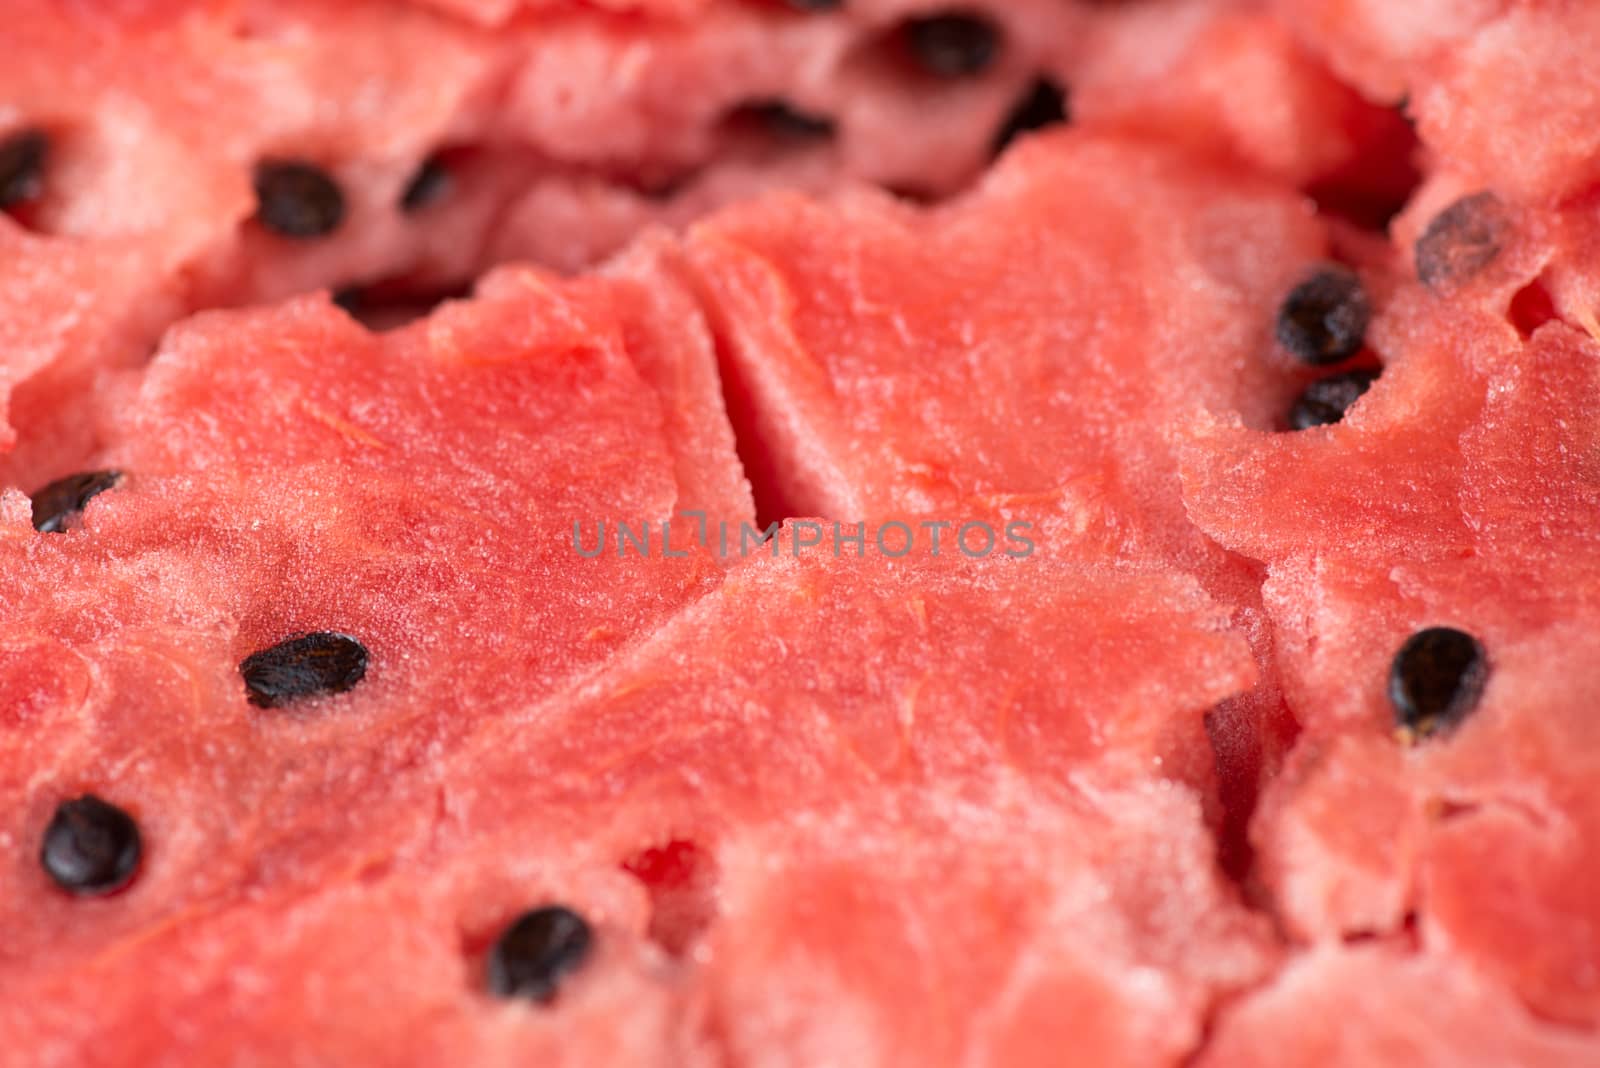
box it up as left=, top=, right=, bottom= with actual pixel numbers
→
left=5, top=1, right=1600, bottom=1066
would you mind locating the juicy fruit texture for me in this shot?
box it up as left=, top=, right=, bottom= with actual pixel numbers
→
left=0, top=257, right=749, bottom=1002
left=1198, top=944, right=1600, bottom=1068
left=0, top=0, right=1409, bottom=486
left=688, top=131, right=1328, bottom=538
left=4, top=1, right=1600, bottom=1066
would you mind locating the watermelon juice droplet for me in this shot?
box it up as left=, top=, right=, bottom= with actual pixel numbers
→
left=1275, top=265, right=1371, bottom=366
left=253, top=160, right=346, bottom=238
left=1389, top=627, right=1489, bottom=741
left=486, top=906, right=594, bottom=1003
left=239, top=632, right=369, bottom=708
left=41, top=795, right=143, bottom=896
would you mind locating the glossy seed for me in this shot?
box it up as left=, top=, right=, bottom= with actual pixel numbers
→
left=785, top=0, right=841, bottom=8
left=41, top=795, right=142, bottom=896
left=1389, top=627, right=1488, bottom=741
left=992, top=77, right=1069, bottom=155
left=1287, top=369, right=1380, bottom=430
left=905, top=13, right=1002, bottom=78
left=0, top=128, right=48, bottom=210
left=1415, top=192, right=1507, bottom=291
left=1275, top=265, right=1371, bottom=366
left=400, top=155, right=450, bottom=213
left=240, top=632, right=369, bottom=708
left=30, top=470, right=123, bottom=533
left=253, top=160, right=346, bottom=238
left=487, top=905, right=594, bottom=1003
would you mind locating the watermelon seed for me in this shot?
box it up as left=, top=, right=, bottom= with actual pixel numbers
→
left=992, top=77, right=1069, bottom=156
left=332, top=285, right=365, bottom=315
left=400, top=155, right=451, bottom=213
left=1389, top=627, right=1488, bottom=741
left=902, top=13, right=1003, bottom=79
left=486, top=905, right=593, bottom=1003
left=240, top=632, right=369, bottom=708
left=1415, top=192, right=1507, bottom=290
left=29, top=470, right=123, bottom=533
left=1275, top=266, right=1371, bottom=366
left=727, top=101, right=838, bottom=142
left=1286, top=369, right=1380, bottom=430
left=783, top=0, right=842, bottom=9
left=253, top=160, right=346, bottom=239
left=0, top=128, right=48, bottom=210
left=40, top=795, right=142, bottom=896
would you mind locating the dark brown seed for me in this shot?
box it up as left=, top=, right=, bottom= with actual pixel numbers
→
left=400, top=155, right=450, bottom=213
left=41, top=795, right=142, bottom=896
left=904, top=13, right=1002, bottom=78
left=240, top=632, right=369, bottom=708
left=487, top=906, right=594, bottom=1003
left=1287, top=369, right=1381, bottom=431
left=732, top=101, right=838, bottom=141
left=253, top=160, right=346, bottom=238
left=992, top=77, right=1069, bottom=155
left=1275, top=265, right=1371, bottom=366
left=1389, top=627, right=1488, bottom=741
left=331, top=285, right=365, bottom=314
left=1415, top=192, right=1507, bottom=290
left=784, top=0, right=841, bottom=8
left=0, top=128, right=48, bottom=210
left=30, top=470, right=123, bottom=533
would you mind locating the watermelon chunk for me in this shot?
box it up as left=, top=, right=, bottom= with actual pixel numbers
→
left=0, top=258, right=749, bottom=982
left=1198, top=944, right=1600, bottom=1068
left=1, top=531, right=1272, bottom=1064
left=6, top=1, right=1600, bottom=1063
left=1183, top=277, right=1600, bottom=1024
left=687, top=129, right=1327, bottom=549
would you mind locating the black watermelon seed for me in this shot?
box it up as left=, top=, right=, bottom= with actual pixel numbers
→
left=30, top=470, right=123, bottom=533
left=1287, top=369, right=1381, bottom=430
left=1389, top=627, right=1489, bottom=741
left=992, top=77, right=1069, bottom=155
left=0, top=128, right=48, bottom=210
left=41, top=795, right=142, bottom=896
left=487, top=905, right=594, bottom=1003
left=400, top=155, right=451, bottom=213
left=1415, top=192, right=1507, bottom=291
left=905, top=13, right=1002, bottom=79
left=331, top=285, right=365, bottom=314
left=736, top=101, right=838, bottom=141
left=253, top=160, right=346, bottom=238
left=784, top=0, right=841, bottom=8
left=1275, top=266, right=1371, bottom=366
left=240, top=632, right=369, bottom=708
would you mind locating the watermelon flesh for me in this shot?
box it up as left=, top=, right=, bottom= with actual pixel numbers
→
left=4, top=0, right=1600, bottom=1065
left=0, top=0, right=1408, bottom=479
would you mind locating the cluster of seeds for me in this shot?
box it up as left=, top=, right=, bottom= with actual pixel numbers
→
left=26, top=596, right=597, bottom=1000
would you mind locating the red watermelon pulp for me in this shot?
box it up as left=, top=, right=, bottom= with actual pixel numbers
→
left=1, top=2, right=1597, bottom=1066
